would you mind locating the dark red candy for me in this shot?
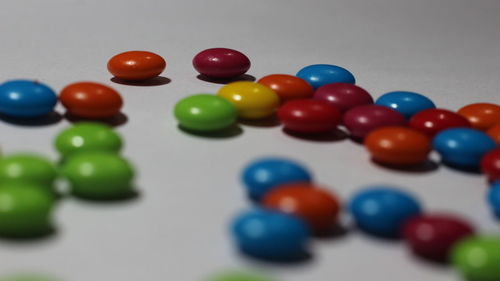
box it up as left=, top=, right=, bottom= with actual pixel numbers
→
left=278, top=99, right=341, bottom=133
left=409, top=108, right=471, bottom=137
left=192, top=48, right=250, bottom=79
left=481, top=149, right=500, bottom=182
left=402, top=214, right=475, bottom=262
left=343, top=104, right=407, bottom=138
left=314, top=83, right=373, bottom=112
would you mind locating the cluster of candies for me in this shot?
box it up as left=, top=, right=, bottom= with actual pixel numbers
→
left=0, top=51, right=166, bottom=238
left=231, top=157, right=500, bottom=281
left=0, top=122, right=135, bottom=238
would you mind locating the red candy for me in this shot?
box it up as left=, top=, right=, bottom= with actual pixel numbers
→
left=481, top=149, right=500, bottom=182
left=263, top=183, right=341, bottom=234
left=258, top=74, right=314, bottom=103
left=107, top=51, right=166, bottom=81
left=278, top=99, right=341, bottom=133
left=343, top=105, right=407, bottom=138
left=314, top=83, right=373, bottom=112
left=402, top=214, right=475, bottom=262
left=192, top=48, right=250, bottom=79
left=60, top=82, right=123, bottom=119
left=409, top=108, right=471, bottom=137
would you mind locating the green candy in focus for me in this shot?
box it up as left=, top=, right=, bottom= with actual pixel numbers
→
left=207, top=271, right=276, bottom=281
left=0, top=154, right=57, bottom=188
left=174, top=94, right=237, bottom=132
left=452, top=236, right=500, bottom=281
left=0, top=183, right=56, bottom=237
left=54, top=122, right=122, bottom=158
left=62, top=151, right=134, bottom=200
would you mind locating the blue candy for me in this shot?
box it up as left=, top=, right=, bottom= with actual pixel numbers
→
left=296, top=64, right=355, bottom=89
left=0, top=80, right=57, bottom=118
left=231, top=208, right=310, bottom=260
left=241, top=157, right=312, bottom=201
left=433, top=128, right=496, bottom=168
left=375, top=91, right=436, bottom=119
left=349, top=186, right=422, bottom=238
left=488, top=181, right=500, bottom=219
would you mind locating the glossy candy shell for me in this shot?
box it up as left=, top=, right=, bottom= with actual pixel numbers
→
left=452, top=236, right=500, bottom=281
left=296, top=64, right=355, bottom=89
left=193, top=48, right=250, bottom=79
left=107, top=51, right=166, bottom=81
left=458, top=103, right=500, bottom=131
left=375, top=91, right=436, bottom=119
left=0, top=154, right=57, bottom=188
left=343, top=105, right=407, bottom=139
left=313, top=83, right=373, bottom=112
left=217, top=82, right=279, bottom=119
left=0, top=80, right=57, bottom=118
left=409, top=108, right=471, bottom=137
left=278, top=99, right=341, bottom=133
left=258, top=74, right=313, bottom=102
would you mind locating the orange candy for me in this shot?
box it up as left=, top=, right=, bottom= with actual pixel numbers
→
left=458, top=103, right=500, bottom=131
left=487, top=124, right=500, bottom=145
left=263, top=183, right=341, bottom=233
left=107, top=51, right=166, bottom=81
left=60, top=82, right=123, bottom=119
left=365, top=126, right=432, bottom=165
left=257, top=74, right=314, bottom=102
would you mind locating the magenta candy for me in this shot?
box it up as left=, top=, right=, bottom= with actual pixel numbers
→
left=192, top=48, right=251, bottom=79
left=343, top=104, right=407, bottom=138
left=314, top=83, right=373, bottom=112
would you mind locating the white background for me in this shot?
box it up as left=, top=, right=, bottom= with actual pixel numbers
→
left=0, top=0, right=499, bottom=280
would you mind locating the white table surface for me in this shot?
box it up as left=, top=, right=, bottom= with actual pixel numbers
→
left=0, top=0, right=499, bottom=280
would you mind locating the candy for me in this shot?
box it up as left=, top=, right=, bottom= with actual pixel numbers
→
left=452, top=236, right=500, bottom=281
left=0, top=154, right=57, bottom=188
left=263, top=183, right=340, bottom=234
left=364, top=127, right=431, bottom=165
left=296, top=64, right=355, bottom=89
left=231, top=208, right=310, bottom=260
left=409, top=108, right=471, bottom=137
left=0, top=183, right=55, bottom=237
left=59, top=82, right=123, bottom=119
left=458, top=103, right=500, bottom=131
left=277, top=99, right=341, bottom=133
left=375, top=91, right=436, bottom=119
left=481, top=149, right=500, bottom=182
left=402, top=214, right=475, bottom=262
left=349, top=186, right=422, bottom=238
left=174, top=94, right=237, bottom=132
left=488, top=181, right=500, bottom=219
left=0, top=274, right=60, bottom=281
left=241, top=157, right=312, bottom=201
left=433, top=128, right=496, bottom=168
left=54, top=122, right=123, bottom=158
left=313, top=83, right=373, bottom=112
left=257, top=74, right=313, bottom=102
left=193, top=48, right=250, bottom=79
left=217, top=82, right=279, bottom=119
left=107, top=51, right=166, bottom=81
left=487, top=124, right=500, bottom=145
left=343, top=105, right=407, bottom=139
left=62, top=152, right=134, bottom=200
left=0, top=80, right=57, bottom=118
left=207, top=271, right=276, bottom=281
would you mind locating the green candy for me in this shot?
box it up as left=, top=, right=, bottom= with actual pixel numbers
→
left=0, top=183, right=56, bottom=237
left=207, top=271, right=276, bottom=281
left=452, top=236, right=500, bottom=281
left=54, top=122, right=122, bottom=158
left=62, top=151, right=134, bottom=200
left=174, top=94, right=237, bottom=132
left=0, top=274, right=60, bottom=281
left=0, top=154, right=57, bottom=188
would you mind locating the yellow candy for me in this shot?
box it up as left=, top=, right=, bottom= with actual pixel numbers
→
left=217, top=81, right=279, bottom=119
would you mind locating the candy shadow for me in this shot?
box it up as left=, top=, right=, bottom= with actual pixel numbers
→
left=71, top=189, right=140, bottom=204
left=371, top=159, right=440, bottom=173
left=177, top=124, right=243, bottom=139
left=441, top=162, right=482, bottom=175
left=196, top=74, right=256, bottom=84
left=0, top=111, right=62, bottom=126
left=240, top=249, right=313, bottom=266
left=239, top=115, right=281, bottom=128
left=282, top=128, right=348, bottom=142
left=313, top=223, right=351, bottom=240
left=0, top=227, right=58, bottom=243
left=406, top=251, right=450, bottom=267
left=64, top=112, right=128, bottom=127
left=110, top=76, right=171, bottom=86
